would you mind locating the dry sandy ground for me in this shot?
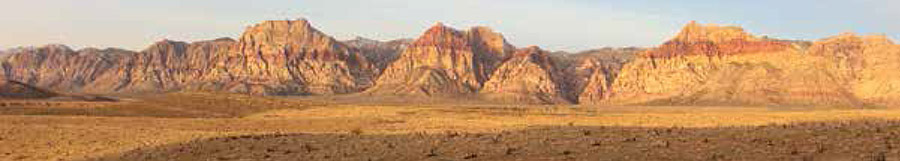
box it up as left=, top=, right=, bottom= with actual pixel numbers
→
left=97, top=121, right=900, bottom=161
left=3, top=94, right=900, bottom=160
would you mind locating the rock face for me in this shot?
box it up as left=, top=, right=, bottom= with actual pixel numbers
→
left=480, top=46, right=569, bottom=104
left=4, top=19, right=900, bottom=106
left=646, top=21, right=792, bottom=59
left=365, top=23, right=514, bottom=96
left=218, top=20, right=374, bottom=94
left=810, top=33, right=900, bottom=106
left=578, top=68, right=613, bottom=104
left=343, top=37, right=412, bottom=74
left=0, top=19, right=374, bottom=95
left=1, top=45, right=137, bottom=93
left=563, top=48, right=641, bottom=104
left=605, top=22, right=832, bottom=106
left=598, top=21, right=900, bottom=107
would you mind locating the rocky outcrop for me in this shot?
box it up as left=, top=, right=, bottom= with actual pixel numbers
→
left=344, top=37, right=412, bottom=74
left=598, top=22, right=888, bottom=107
left=1, top=19, right=375, bottom=95
left=218, top=20, right=374, bottom=95
left=561, top=48, right=641, bottom=104
left=1, top=45, right=136, bottom=93
left=811, top=33, right=900, bottom=106
left=646, top=21, right=791, bottom=59
left=578, top=68, right=611, bottom=104
left=5, top=19, right=900, bottom=106
left=365, top=23, right=514, bottom=96
left=480, top=46, right=569, bottom=104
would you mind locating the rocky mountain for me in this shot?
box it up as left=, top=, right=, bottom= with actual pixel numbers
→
left=558, top=48, right=642, bottom=104
left=364, top=23, right=515, bottom=96
left=480, top=46, right=570, bottom=104
left=1, top=19, right=374, bottom=95
left=597, top=21, right=900, bottom=107
left=2, top=19, right=899, bottom=107
left=217, top=20, right=374, bottom=95
left=811, top=33, right=900, bottom=106
left=1, top=45, right=136, bottom=93
left=645, top=21, right=792, bottom=59
left=343, top=37, right=412, bottom=74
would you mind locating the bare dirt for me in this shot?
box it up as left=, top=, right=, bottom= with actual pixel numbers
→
left=3, top=93, right=900, bottom=161
left=95, top=121, right=900, bottom=161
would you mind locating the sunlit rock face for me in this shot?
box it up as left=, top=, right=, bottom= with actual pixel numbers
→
left=365, top=23, right=514, bottom=96
left=219, top=20, right=374, bottom=95
left=0, top=19, right=375, bottom=95
left=480, top=46, right=570, bottom=104
left=4, top=19, right=900, bottom=106
left=561, top=48, right=641, bottom=104
left=598, top=21, right=900, bottom=107
left=646, top=21, right=792, bottom=59
left=810, top=34, right=900, bottom=106
left=1, top=44, right=136, bottom=93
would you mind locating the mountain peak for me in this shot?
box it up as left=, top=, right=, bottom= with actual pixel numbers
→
left=259, top=18, right=311, bottom=26
left=152, top=39, right=185, bottom=45
left=236, top=19, right=345, bottom=54
left=520, top=46, right=542, bottom=53
left=647, top=21, right=791, bottom=58
left=41, top=44, right=72, bottom=50
left=424, top=22, right=456, bottom=33
left=469, top=26, right=495, bottom=32
left=674, top=21, right=757, bottom=43
left=414, top=22, right=468, bottom=48
left=824, top=32, right=895, bottom=45
left=513, top=46, right=550, bottom=60
left=466, top=26, right=515, bottom=58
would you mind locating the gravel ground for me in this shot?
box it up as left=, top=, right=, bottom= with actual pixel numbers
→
left=94, top=120, right=900, bottom=161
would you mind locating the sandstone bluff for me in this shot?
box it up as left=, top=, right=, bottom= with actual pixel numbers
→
left=2, top=19, right=899, bottom=106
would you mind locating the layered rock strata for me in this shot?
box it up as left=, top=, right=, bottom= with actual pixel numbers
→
left=365, top=23, right=514, bottom=96
left=480, top=46, right=570, bottom=104
left=0, top=19, right=374, bottom=95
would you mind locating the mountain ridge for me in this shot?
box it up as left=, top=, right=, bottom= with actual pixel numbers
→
left=2, top=19, right=897, bottom=106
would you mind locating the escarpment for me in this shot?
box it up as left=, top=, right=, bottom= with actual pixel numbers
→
left=218, top=20, right=374, bottom=95
left=601, top=22, right=900, bottom=107
left=646, top=21, right=792, bottom=59
left=810, top=34, right=900, bottom=106
left=480, top=46, right=570, bottom=104
left=1, top=19, right=375, bottom=95
left=344, top=37, right=412, bottom=74
left=3, top=19, right=899, bottom=106
left=364, top=23, right=515, bottom=96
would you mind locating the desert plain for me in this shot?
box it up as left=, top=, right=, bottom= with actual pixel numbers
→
left=0, top=93, right=899, bottom=161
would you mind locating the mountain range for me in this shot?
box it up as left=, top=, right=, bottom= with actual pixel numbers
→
left=2, top=19, right=899, bottom=107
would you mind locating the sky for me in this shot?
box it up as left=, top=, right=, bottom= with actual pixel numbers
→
left=0, top=0, right=897, bottom=52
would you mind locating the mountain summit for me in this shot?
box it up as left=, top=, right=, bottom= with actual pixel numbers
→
left=647, top=21, right=791, bottom=58
left=0, top=19, right=375, bottom=96
left=364, top=23, right=514, bottom=96
left=3, top=20, right=900, bottom=106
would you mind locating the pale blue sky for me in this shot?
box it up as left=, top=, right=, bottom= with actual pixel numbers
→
left=1, top=0, right=897, bottom=51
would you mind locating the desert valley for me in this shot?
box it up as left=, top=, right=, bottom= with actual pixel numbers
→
left=3, top=17, right=900, bottom=161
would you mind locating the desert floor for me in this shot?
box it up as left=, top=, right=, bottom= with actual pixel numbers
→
left=2, top=93, right=900, bottom=160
